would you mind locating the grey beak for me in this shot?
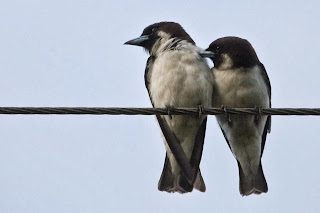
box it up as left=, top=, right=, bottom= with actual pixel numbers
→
left=199, top=50, right=216, bottom=58
left=124, top=35, right=150, bottom=46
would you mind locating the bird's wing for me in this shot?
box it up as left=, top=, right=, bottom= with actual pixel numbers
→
left=259, top=63, right=272, bottom=155
left=219, top=125, right=232, bottom=151
left=144, top=56, right=206, bottom=183
left=144, top=56, right=155, bottom=98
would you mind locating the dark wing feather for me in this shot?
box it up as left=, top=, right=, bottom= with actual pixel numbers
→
left=191, top=117, right=207, bottom=192
left=145, top=56, right=207, bottom=188
left=144, top=56, right=155, bottom=97
left=259, top=63, right=271, bottom=155
left=155, top=115, right=194, bottom=181
left=145, top=56, right=179, bottom=189
left=219, top=125, right=232, bottom=151
left=144, top=56, right=194, bottom=182
left=191, top=117, right=207, bottom=170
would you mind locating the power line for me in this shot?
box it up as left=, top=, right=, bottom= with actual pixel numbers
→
left=1, top=106, right=318, bottom=185
left=0, top=107, right=319, bottom=115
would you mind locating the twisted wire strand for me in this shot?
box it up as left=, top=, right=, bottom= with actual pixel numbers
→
left=0, top=107, right=320, bottom=115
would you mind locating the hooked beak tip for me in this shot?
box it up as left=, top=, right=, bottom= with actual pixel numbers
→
left=124, top=35, right=150, bottom=46
left=199, top=50, right=215, bottom=58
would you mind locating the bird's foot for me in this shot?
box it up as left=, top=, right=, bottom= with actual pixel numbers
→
left=196, top=105, right=204, bottom=118
left=254, top=105, right=262, bottom=123
left=221, top=105, right=232, bottom=124
left=165, top=105, right=174, bottom=120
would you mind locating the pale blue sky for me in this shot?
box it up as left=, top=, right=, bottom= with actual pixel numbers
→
left=0, top=0, right=320, bottom=212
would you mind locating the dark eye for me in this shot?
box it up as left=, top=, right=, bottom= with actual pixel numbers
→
left=151, top=28, right=157, bottom=33
left=216, top=46, right=221, bottom=51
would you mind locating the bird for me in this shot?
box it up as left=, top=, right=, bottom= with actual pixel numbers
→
left=124, top=22, right=214, bottom=193
left=204, top=36, right=271, bottom=196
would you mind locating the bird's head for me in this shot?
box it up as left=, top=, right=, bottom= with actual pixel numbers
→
left=204, top=36, right=260, bottom=70
left=124, top=22, right=195, bottom=54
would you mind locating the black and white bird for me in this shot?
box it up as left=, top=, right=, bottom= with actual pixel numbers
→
left=124, top=22, right=213, bottom=193
left=204, top=37, right=271, bottom=196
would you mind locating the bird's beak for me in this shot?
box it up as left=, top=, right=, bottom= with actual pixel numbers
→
left=124, top=35, right=150, bottom=46
left=199, top=50, right=216, bottom=58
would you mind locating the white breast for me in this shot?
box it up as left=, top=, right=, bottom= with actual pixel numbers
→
left=149, top=43, right=213, bottom=109
left=213, top=65, right=269, bottom=108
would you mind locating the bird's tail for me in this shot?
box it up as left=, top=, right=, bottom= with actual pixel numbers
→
left=158, top=155, right=206, bottom=193
left=193, top=169, right=206, bottom=192
left=238, top=161, right=268, bottom=196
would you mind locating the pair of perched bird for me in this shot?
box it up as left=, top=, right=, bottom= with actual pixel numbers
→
left=124, top=22, right=271, bottom=196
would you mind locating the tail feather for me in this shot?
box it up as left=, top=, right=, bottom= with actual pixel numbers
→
left=158, top=155, right=205, bottom=193
left=238, top=161, right=268, bottom=196
left=158, top=117, right=207, bottom=193
left=158, top=154, right=174, bottom=191
left=194, top=170, right=206, bottom=192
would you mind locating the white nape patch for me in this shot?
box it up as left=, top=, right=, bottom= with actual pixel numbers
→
left=157, top=30, right=171, bottom=39
left=219, top=53, right=233, bottom=70
left=150, top=31, right=172, bottom=56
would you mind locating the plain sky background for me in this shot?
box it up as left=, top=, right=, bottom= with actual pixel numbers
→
left=0, top=0, right=320, bottom=212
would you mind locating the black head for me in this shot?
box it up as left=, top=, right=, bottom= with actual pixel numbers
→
left=124, top=22, right=195, bottom=53
left=206, top=37, right=260, bottom=69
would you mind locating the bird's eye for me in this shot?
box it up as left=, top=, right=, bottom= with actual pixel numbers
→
left=216, top=46, right=221, bottom=51
left=151, top=28, right=157, bottom=33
